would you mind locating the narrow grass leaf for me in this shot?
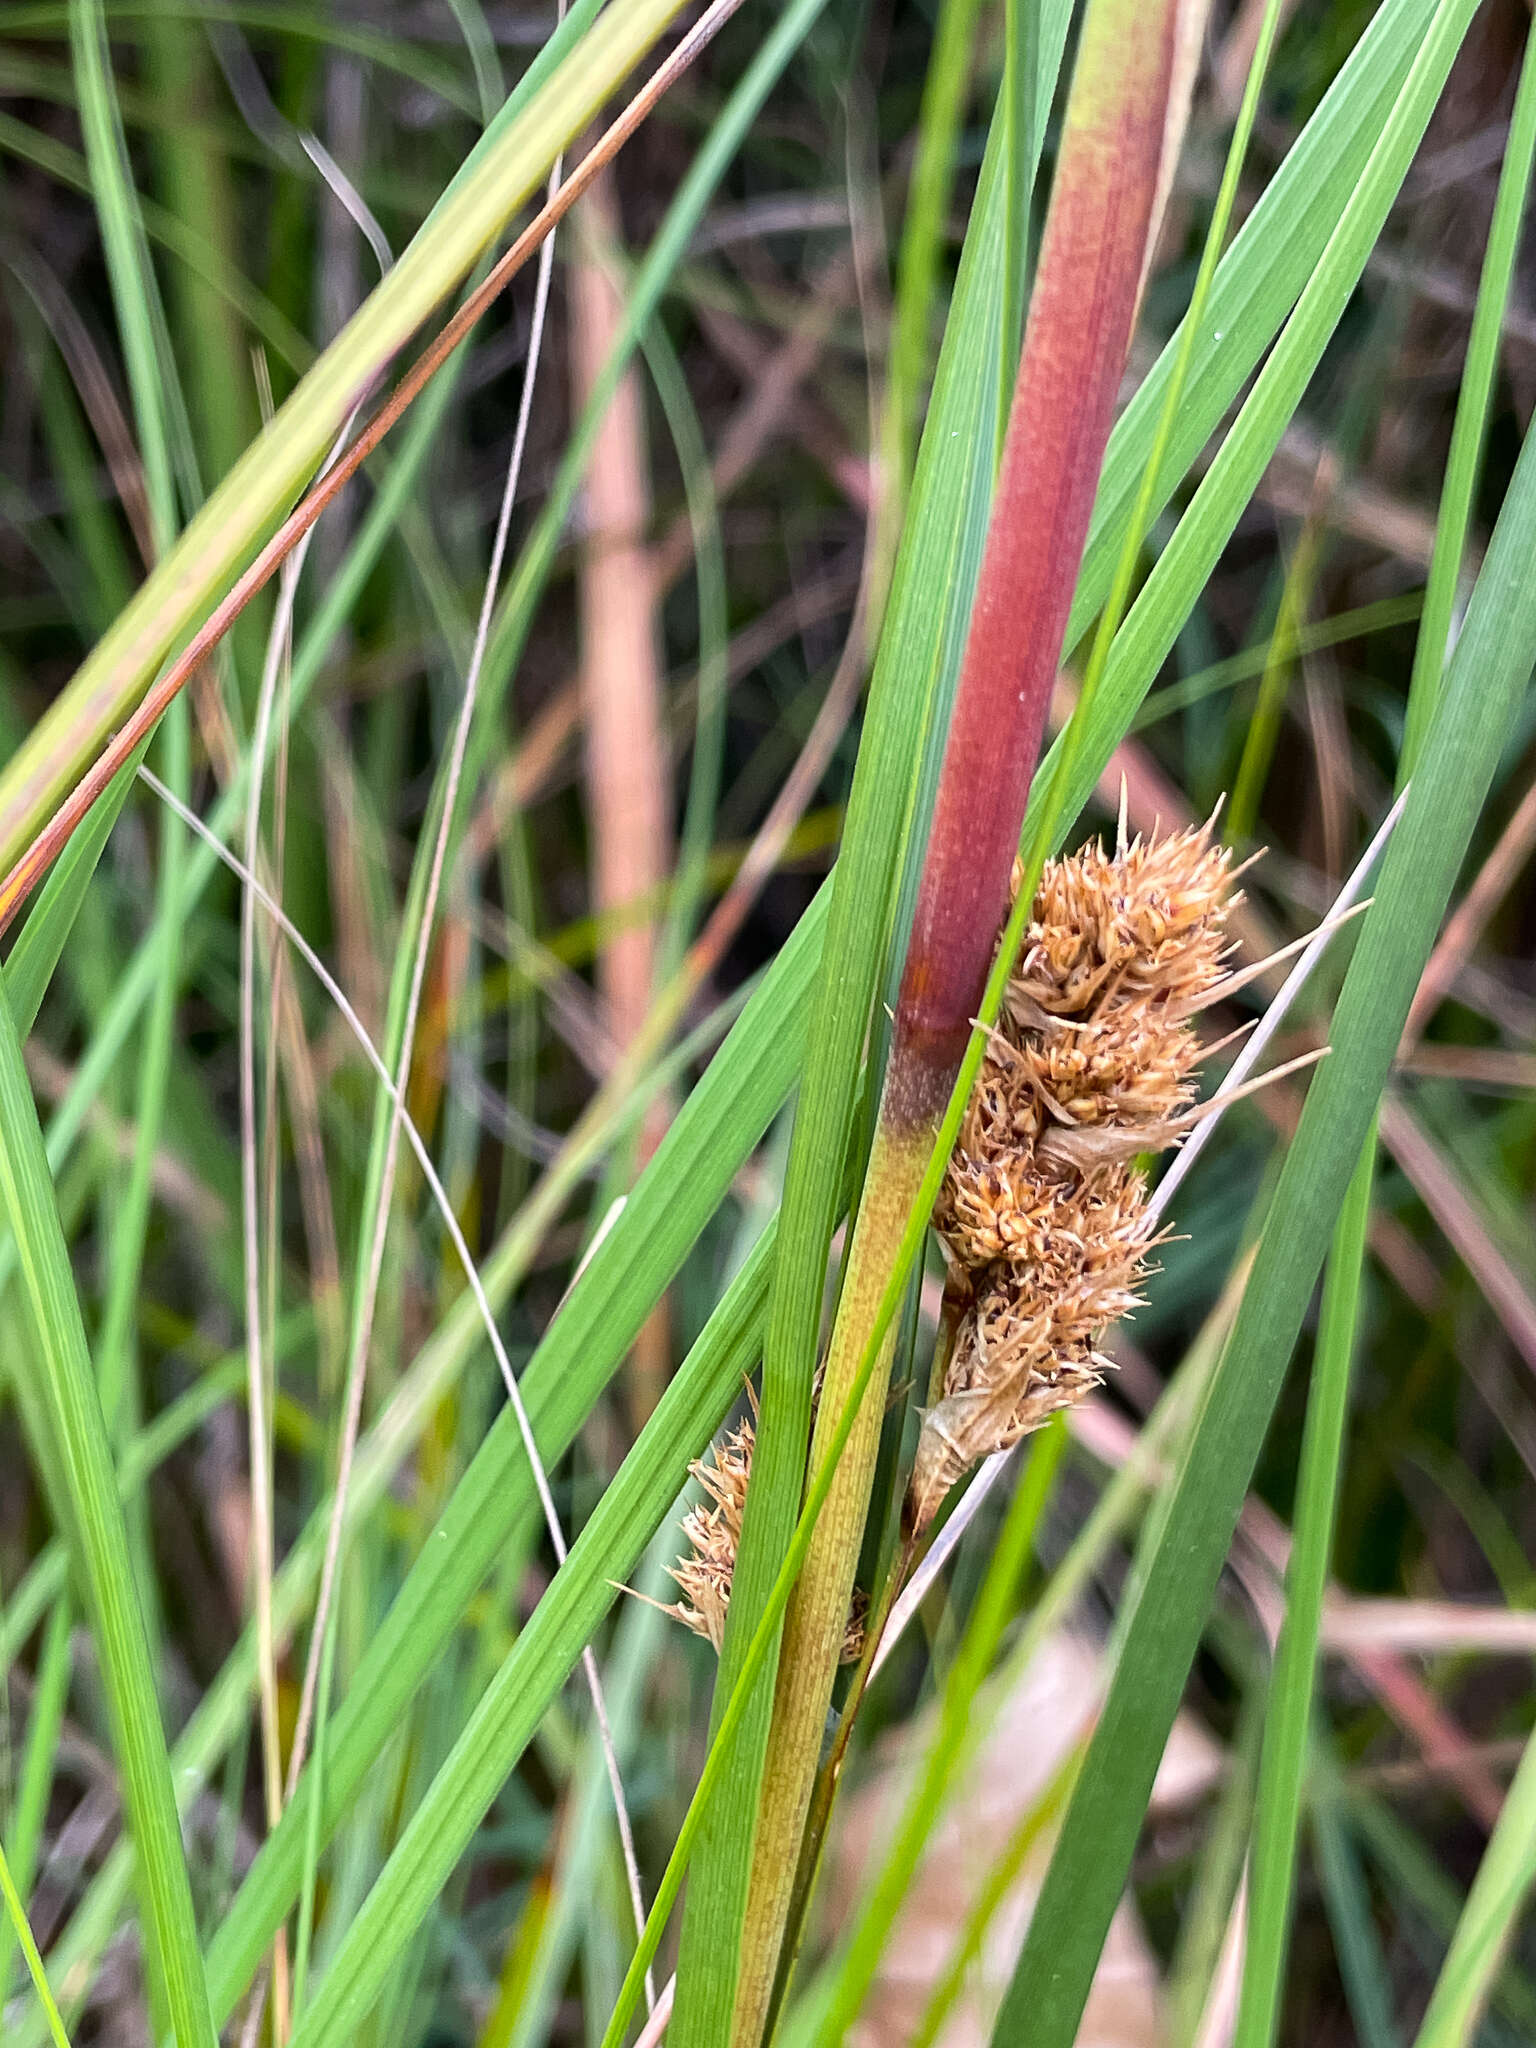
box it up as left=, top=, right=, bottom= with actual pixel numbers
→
left=0, top=979, right=216, bottom=2048
left=1237, top=21, right=1536, bottom=2041
left=0, top=1832, right=72, bottom=2048
left=989, top=215, right=1536, bottom=2047
left=667, top=26, right=1071, bottom=2036
left=0, top=0, right=673, bottom=862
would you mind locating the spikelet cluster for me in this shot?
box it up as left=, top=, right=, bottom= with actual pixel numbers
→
left=664, top=1415, right=755, bottom=1653
left=910, top=819, right=1238, bottom=1533
left=664, top=1416, right=867, bottom=1663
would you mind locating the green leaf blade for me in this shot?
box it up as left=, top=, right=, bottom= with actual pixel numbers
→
left=990, top=191, right=1536, bottom=2047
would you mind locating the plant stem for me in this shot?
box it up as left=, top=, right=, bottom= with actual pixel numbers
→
left=727, top=0, right=1180, bottom=2033
left=762, top=1525, right=919, bottom=2037
left=729, top=1121, right=926, bottom=2041
left=817, top=1417, right=1069, bottom=2036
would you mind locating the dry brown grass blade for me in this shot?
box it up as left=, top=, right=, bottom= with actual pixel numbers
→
left=660, top=250, right=859, bottom=570
left=318, top=734, right=389, bottom=1044
left=1321, top=1600, right=1536, bottom=1654
left=572, top=167, right=673, bottom=1420
left=573, top=174, right=670, bottom=1056
left=632, top=1977, right=677, bottom=2048
left=1144, top=0, right=1216, bottom=290
left=0, top=0, right=748, bottom=940
left=1378, top=1092, right=1536, bottom=1378
left=1212, top=0, right=1301, bottom=114
left=269, top=930, right=347, bottom=1384
left=1404, top=772, right=1536, bottom=1043
left=1399, top=1045, right=1536, bottom=1089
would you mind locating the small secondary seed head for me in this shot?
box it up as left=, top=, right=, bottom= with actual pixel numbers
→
left=662, top=1414, right=866, bottom=1663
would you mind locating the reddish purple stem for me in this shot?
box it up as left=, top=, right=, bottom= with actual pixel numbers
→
left=889, top=3, right=1178, bottom=1128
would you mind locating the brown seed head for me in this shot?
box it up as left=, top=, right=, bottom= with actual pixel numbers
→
left=1009, top=820, right=1237, bottom=1023
left=913, top=819, right=1237, bottom=1532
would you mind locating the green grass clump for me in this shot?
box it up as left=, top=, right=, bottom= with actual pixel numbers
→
left=2, top=2, right=1536, bottom=2045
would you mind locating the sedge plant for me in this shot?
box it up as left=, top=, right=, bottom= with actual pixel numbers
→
left=716, top=0, right=1187, bottom=2035
left=5, top=4, right=1536, bottom=2048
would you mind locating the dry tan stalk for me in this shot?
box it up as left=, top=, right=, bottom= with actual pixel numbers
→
left=572, top=169, right=674, bottom=1424
left=912, top=819, right=1239, bottom=1531
left=1400, top=1045, right=1536, bottom=1088
left=1144, top=0, right=1216, bottom=294
left=574, top=174, right=671, bottom=1057
left=1213, top=0, right=1301, bottom=113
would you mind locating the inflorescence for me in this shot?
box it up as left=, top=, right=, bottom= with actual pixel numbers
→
left=909, top=817, right=1239, bottom=1532
left=659, top=815, right=1241, bottom=1640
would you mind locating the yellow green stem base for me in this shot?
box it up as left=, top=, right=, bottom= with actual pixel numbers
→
left=730, top=1119, right=930, bottom=2047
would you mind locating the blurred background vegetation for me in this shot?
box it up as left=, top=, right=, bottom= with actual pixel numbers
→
left=1, top=0, right=1535, bottom=2042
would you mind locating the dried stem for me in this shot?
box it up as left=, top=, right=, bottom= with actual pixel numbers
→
left=573, top=170, right=673, bottom=1425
